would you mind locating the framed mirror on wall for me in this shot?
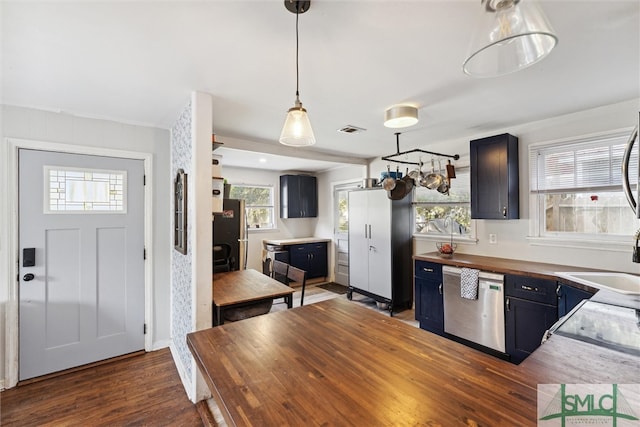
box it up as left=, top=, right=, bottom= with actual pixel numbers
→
left=174, top=169, right=187, bottom=254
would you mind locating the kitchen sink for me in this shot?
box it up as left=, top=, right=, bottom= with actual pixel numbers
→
left=555, top=272, right=640, bottom=295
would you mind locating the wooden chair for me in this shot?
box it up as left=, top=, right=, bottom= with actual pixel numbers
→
left=271, top=260, right=289, bottom=285
left=287, top=266, right=307, bottom=306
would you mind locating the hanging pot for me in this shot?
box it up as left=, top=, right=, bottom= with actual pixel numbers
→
left=437, top=159, right=450, bottom=194
left=382, top=165, right=396, bottom=191
left=421, top=158, right=443, bottom=189
left=388, top=177, right=407, bottom=200
left=401, top=167, right=414, bottom=193
left=408, top=160, right=422, bottom=180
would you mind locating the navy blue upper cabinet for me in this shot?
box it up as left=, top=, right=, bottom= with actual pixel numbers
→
left=470, top=133, right=519, bottom=219
left=280, top=175, right=317, bottom=218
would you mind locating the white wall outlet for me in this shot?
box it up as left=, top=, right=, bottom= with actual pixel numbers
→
left=489, top=234, right=498, bottom=244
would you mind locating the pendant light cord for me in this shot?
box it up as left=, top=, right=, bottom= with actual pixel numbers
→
left=295, top=7, right=300, bottom=98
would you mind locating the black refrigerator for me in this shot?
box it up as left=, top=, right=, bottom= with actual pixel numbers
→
left=213, top=199, right=247, bottom=272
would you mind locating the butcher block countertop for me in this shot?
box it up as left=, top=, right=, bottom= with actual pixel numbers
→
left=414, top=252, right=615, bottom=292
left=187, top=298, right=639, bottom=426
left=263, top=237, right=331, bottom=246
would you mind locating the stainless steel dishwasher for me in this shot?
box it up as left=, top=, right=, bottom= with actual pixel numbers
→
left=442, top=266, right=506, bottom=353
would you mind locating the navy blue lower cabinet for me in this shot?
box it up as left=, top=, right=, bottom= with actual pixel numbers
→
left=414, top=261, right=444, bottom=335
left=557, top=284, right=595, bottom=318
left=505, top=296, right=557, bottom=364
left=415, top=278, right=444, bottom=335
left=288, top=242, right=328, bottom=279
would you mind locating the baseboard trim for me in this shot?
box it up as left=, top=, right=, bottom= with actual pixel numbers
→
left=196, top=400, right=217, bottom=426
left=151, top=339, right=171, bottom=351
left=169, top=342, right=193, bottom=401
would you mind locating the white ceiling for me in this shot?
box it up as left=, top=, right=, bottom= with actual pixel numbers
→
left=3, top=1, right=639, bottom=172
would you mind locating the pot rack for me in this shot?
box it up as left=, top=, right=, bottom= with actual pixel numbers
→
left=381, top=132, right=460, bottom=166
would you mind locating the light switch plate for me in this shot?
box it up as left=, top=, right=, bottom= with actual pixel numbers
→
left=489, top=234, right=497, bottom=244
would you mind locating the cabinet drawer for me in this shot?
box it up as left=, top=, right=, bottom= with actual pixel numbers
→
left=414, top=261, right=442, bottom=280
left=504, top=275, right=557, bottom=306
left=308, top=242, right=327, bottom=251
left=289, top=244, right=307, bottom=253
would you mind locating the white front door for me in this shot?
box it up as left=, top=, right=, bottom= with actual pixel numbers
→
left=19, top=149, right=145, bottom=380
left=333, top=182, right=360, bottom=286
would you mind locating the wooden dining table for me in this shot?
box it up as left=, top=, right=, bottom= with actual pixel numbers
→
left=212, top=268, right=293, bottom=326
left=188, top=297, right=638, bottom=426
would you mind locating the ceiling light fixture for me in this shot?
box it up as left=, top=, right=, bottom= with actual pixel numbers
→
left=384, top=105, right=419, bottom=129
left=462, top=0, right=558, bottom=78
left=279, top=0, right=316, bottom=147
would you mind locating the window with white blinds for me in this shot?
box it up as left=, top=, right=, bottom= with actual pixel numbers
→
left=529, top=130, right=639, bottom=238
left=530, top=132, right=638, bottom=194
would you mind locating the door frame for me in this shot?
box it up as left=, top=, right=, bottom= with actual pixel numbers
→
left=3, top=137, right=154, bottom=389
left=331, top=179, right=362, bottom=286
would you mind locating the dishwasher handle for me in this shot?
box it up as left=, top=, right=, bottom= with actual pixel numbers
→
left=442, top=266, right=504, bottom=283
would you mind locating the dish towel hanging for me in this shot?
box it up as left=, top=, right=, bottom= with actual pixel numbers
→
left=460, top=268, right=480, bottom=300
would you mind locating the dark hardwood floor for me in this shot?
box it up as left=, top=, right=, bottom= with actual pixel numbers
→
left=0, top=348, right=202, bottom=427
left=0, top=284, right=416, bottom=427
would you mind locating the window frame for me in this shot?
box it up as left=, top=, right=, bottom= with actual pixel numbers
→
left=412, top=163, right=477, bottom=244
left=527, top=128, right=639, bottom=249
left=43, top=165, right=127, bottom=214
left=228, top=183, right=276, bottom=231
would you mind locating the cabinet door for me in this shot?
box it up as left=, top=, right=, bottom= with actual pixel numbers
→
left=300, top=176, right=317, bottom=217
left=307, top=242, right=327, bottom=279
left=288, top=244, right=308, bottom=270
left=470, top=134, right=519, bottom=219
left=367, top=190, right=392, bottom=299
left=348, top=191, right=369, bottom=291
left=415, top=278, right=444, bottom=335
left=505, top=297, right=557, bottom=364
left=280, top=175, right=302, bottom=218
left=558, top=285, right=594, bottom=318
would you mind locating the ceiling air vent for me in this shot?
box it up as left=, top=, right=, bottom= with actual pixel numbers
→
left=337, top=125, right=366, bottom=134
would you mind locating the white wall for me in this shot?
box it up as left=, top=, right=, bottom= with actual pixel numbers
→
left=314, top=165, right=368, bottom=239
left=369, top=99, right=640, bottom=274
left=0, top=105, right=171, bottom=388
left=168, top=92, right=213, bottom=403
left=314, top=165, right=368, bottom=281
left=222, top=167, right=319, bottom=272
left=224, top=94, right=639, bottom=279
left=222, top=165, right=367, bottom=278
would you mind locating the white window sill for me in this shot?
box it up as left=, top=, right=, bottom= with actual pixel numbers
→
left=248, top=228, right=279, bottom=234
left=413, top=233, right=478, bottom=245
left=526, top=236, right=633, bottom=252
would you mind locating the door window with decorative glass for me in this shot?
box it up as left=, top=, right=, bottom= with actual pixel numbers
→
left=228, top=184, right=275, bottom=230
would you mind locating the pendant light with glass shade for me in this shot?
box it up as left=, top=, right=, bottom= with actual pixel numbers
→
left=462, top=0, right=558, bottom=78
left=280, top=0, right=316, bottom=147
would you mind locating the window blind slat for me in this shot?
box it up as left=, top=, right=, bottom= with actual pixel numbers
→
left=530, top=134, right=638, bottom=192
